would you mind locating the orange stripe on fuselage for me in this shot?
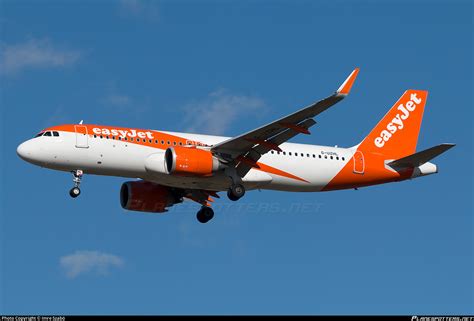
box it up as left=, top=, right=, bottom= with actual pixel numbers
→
left=46, top=124, right=200, bottom=150
left=256, top=162, right=309, bottom=183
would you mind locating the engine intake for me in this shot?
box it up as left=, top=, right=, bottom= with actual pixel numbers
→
left=164, top=146, right=224, bottom=176
left=120, top=181, right=182, bottom=213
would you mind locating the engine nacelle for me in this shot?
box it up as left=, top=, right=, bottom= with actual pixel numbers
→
left=120, top=181, right=182, bottom=213
left=144, top=152, right=167, bottom=174
left=164, top=146, right=224, bottom=176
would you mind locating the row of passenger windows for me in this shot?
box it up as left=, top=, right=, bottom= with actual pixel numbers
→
left=35, top=131, right=60, bottom=137
left=270, top=150, right=345, bottom=161
left=91, top=134, right=346, bottom=161
left=92, top=134, right=185, bottom=146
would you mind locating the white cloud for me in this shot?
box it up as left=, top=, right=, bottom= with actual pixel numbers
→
left=182, top=89, right=266, bottom=135
left=103, top=94, right=132, bottom=107
left=99, top=86, right=150, bottom=120
left=0, top=38, right=81, bottom=75
left=59, top=250, right=124, bottom=279
left=119, top=0, right=159, bottom=22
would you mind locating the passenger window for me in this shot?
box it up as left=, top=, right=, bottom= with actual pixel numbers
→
left=271, top=151, right=274, bottom=154
left=167, top=141, right=170, bottom=145
left=118, top=137, right=122, bottom=140
left=342, top=157, right=345, bottom=161
left=149, top=139, right=152, bottom=143
left=124, top=137, right=128, bottom=141
left=330, top=156, right=333, bottom=160
left=289, top=152, right=292, bottom=156
left=312, top=154, right=315, bottom=158
left=324, top=155, right=327, bottom=159
left=179, top=142, right=183, bottom=146
left=336, top=157, right=339, bottom=160
left=161, top=140, right=164, bottom=144
left=173, top=142, right=176, bottom=145
left=44, top=131, right=52, bottom=136
left=307, top=154, right=310, bottom=157
left=319, top=155, right=322, bottom=159
left=53, top=131, right=59, bottom=137
left=131, top=138, right=134, bottom=142
left=283, top=152, right=286, bottom=155
left=301, top=153, right=304, bottom=157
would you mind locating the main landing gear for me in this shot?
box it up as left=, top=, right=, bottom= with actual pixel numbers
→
left=69, top=170, right=83, bottom=198
left=227, top=183, right=245, bottom=201
left=196, top=206, right=214, bottom=223
left=196, top=183, right=244, bottom=223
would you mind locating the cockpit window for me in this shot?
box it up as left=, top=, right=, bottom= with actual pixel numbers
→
left=34, top=131, right=58, bottom=137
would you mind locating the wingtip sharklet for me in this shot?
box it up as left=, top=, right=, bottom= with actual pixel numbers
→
left=336, top=68, right=360, bottom=96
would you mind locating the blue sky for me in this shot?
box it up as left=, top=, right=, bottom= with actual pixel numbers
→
left=1, top=0, right=472, bottom=315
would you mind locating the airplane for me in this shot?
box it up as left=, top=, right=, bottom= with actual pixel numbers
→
left=16, top=68, right=455, bottom=223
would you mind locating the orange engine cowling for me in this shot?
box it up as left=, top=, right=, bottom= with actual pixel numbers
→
left=164, top=146, right=224, bottom=176
left=120, top=181, right=182, bottom=213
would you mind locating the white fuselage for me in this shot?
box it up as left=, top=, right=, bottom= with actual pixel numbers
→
left=18, top=129, right=354, bottom=192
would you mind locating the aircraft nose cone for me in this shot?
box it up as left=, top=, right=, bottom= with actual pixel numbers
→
left=17, top=140, right=48, bottom=166
left=17, top=142, right=29, bottom=160
left=17, top=141, right=37, bottom=163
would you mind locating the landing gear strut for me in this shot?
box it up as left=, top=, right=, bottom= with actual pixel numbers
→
left=196, top=206, right=214, bottom=223
left=227, top=183, right=245, bottom=201
left=69, top=170, right=83, bottom=198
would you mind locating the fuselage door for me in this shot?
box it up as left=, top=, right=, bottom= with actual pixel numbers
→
left=353, top=150, right=364, bottom=174
left=75, top=125, right=89, bottom=148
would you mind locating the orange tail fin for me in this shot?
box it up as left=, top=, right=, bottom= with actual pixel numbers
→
left=357, top=90, right=427, bottom=159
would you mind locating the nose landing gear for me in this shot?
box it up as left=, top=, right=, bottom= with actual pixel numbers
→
left=69, top=170, right=83, bottom=198
left=69, top=186, right=81, bottom=198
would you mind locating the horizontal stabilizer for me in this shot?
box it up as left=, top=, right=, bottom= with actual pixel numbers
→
left=387, top=143, right=455, bottom=168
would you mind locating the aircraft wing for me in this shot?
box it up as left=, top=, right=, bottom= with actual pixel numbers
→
left=211, top=68, right=359, bottom=177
